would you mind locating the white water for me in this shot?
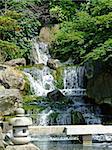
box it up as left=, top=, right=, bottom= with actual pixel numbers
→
left=32, top=41, right=50, bottom=65
left=24, top=66, right=55, bottom=96
left=39, top=109, right=53, bottom=126
left=64, top=66, right=85, bottom=89
left=25, top=41, right=101, bottom=126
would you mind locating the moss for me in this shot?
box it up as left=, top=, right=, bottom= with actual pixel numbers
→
left=23, top=104, right=45, bottom=121
left=16, top=64, right=45, bottom=71
left=23, top=104, right=45, bottom=112
left=22, top=95, right=47, bottom=111
left=22, top=95, right=48, bottom=103
left=21, top=74, right=31, bottom=96
left=22, top=95, right=45, bottom=116
left=52, top=64, right=78, bottom=89
left=52, top=66, right=64, bottom=89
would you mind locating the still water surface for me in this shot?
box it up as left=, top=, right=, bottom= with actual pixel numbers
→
left=33, top=141, right=112, bottom=150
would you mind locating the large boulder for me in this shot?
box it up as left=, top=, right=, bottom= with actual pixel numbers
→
left=0, top=65, right=25, bottom=90
left=5, top=58, right=26, bottom=67
left=0, top=89, right=22, bottom=116
left=47, top=89, right=65, bottom=102
left=87, top=72, right=112, bottom=105
left=47, top=59, right=61, bottom=70
left=47, top=89, right=70, bottom=108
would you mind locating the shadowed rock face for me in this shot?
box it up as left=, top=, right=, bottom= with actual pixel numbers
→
left=87, top=72, right=112, bottom=105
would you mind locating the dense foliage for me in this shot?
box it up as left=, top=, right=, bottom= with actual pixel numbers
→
left=50, top=0, right=112, bottom=65
left=1, top=0, right=112, bottom=66
left=0, top=0, right=41, bottom=62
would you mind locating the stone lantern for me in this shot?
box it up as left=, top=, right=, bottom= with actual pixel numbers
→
left=10, top=108, right=32, bottom=145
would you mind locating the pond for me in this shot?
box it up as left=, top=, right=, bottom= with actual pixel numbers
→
left=33, top=141, right=112, bottom=150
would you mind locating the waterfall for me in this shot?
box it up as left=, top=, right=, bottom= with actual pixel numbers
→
left=38, top=109, right=53, bottom=126
left=24, top=66, right=55, bottom=96
left=64, top=66, right=85, bottom=89
left=24, top=71, right=45, bottom=96
left=32, top=41, right=50, bottom=65
left=24, top=40, right=102, bottom=126
left=61, top=66, right=86, bottom=96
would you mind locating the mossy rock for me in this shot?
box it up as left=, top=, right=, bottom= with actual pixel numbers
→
left=52, top=66, right=64, bottom=89
left=22, top=95, right=48, bottom=103
left=17, top=64, right=45, bottom=71
left=21, top=74, right=31, bottom=96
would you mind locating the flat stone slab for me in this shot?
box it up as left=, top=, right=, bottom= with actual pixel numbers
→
left=6, top=143, right=40, bottom=150
left=29, top=125, right=112, bottom=136
left=29, top=126, right=65, bottom=136
left=66, top=125, right=112, bottom=135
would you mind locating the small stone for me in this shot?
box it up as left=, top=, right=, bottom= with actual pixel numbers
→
left=47, top=59, right=61, bottom=70
left=6, top=143, right=40, bottom=150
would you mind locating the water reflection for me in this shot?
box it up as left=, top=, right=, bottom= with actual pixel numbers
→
left=33, top=141, right=112, bottom=150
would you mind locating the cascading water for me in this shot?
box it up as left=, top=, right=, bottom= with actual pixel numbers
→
left=32, top=41, right=50, bottom=65
left=64, top=66, right=85, bottom=89
left=39, top=109, right=53, bottom=126
left=61, top=66, right=86, bottom=96
left=25, top=40, right=102, bottom=126
left=24, top=66, right=55, bottom=96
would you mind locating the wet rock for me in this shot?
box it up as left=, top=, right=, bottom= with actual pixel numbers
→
left=6, top=143, right=40, bottom=150
left=47, top=89, right=65, bottom=102
left=47, top=59, right=61, bottom=70
left=0, top=65, right=25, bottom=90
left=47, top=90, right=70, bottom=108
left=5, top=58, right=26, bottom=67
left=0, top=89, right=22, bottom=116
